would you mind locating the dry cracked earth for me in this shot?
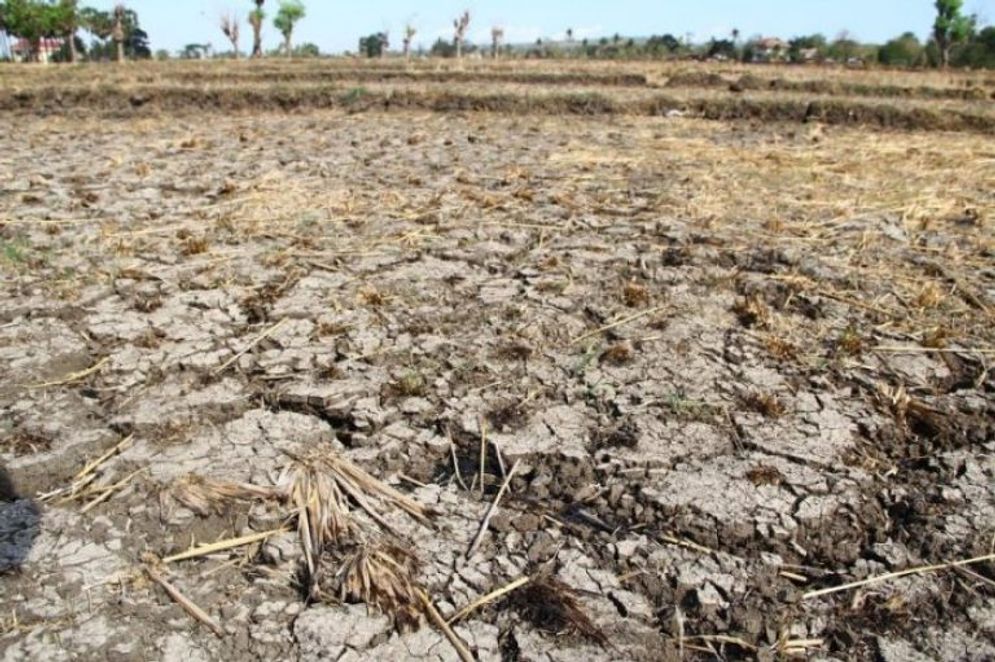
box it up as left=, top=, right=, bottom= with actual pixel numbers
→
left=1, top=107, right=994, bottom=661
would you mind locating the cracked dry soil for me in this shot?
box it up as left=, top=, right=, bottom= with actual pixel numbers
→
left=1, top=107, right=993, bottom=661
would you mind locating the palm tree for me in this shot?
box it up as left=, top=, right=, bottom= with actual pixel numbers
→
left=453, top=10, right=469, bottom=59
left=221, top=12, right=240, bottom=58
left=402, top=24, right=415, bottom=59
left=490, top=26, right=503, bottom=58
left=249, top=0, right=264, bottom=58
left=273, top=0, right=305, bottom=58
left=112, top=4, right=125, bottom=62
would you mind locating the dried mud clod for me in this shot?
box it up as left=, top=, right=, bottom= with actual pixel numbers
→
left=511, top=576, right=609, bottom=647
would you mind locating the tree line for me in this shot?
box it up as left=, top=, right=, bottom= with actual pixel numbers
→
left=2, top=0, right=993, bottom=69
left=0, top=1, right=149, bottom=62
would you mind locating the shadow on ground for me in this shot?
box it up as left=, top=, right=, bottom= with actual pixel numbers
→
left=0, top=466, right=40, bottom=573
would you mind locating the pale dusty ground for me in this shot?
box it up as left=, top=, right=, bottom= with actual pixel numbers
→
left=1, top=109, right=993, bottom=660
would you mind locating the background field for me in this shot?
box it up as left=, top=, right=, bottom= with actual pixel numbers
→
left=1, top=59, right=993, bottom=661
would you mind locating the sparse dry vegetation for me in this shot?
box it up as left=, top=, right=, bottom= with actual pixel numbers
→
left=1, top=56, right=993, bottom=662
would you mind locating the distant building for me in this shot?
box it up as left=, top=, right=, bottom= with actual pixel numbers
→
left=12, top=38, right=64, bottom=63
left=754, top=37, right=788, bottom=62
left=797, top=47, right=822, bottom=63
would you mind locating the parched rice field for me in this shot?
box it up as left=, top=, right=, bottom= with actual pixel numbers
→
left=1, top=59, right=993, bottom=661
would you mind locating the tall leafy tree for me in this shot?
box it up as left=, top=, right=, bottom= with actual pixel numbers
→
left=79, top=4, right=111, bottom=41
left=359, top=31, right=387, bottom=58
left=953, top=26, right=995, bottom=68
left=81, top=5, right=148, bottom=61
left=248, top=0, right=263, bottom=58
left=3, top=0, right=55, bottom=61
left=933, top=0, right=974, bottom=68
left=50, top=0, right=79, bottom=62
left=273, top=0, right=304, bottom=58
left=879, top=32, right=924, bottom=67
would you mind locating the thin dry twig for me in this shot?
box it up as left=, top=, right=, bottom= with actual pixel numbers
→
left=80, top=468, right=146, bottom=513
left=74, top=434, right=134, bottom=482
left=37, top=435, right=134, bottom=503
left=419, top=589, right=475, bottom=662
left=803, top=552, right=995, bottom=599
left=568, top=305, right=667, bottom=346
left=478, top=417, right=487, bottom=497
left=683, top=634, right=757, bottom=651
left=214, top=318, right=287, bottom=374
left=27, top=357, right=109, bottom=389
left=450, top=438, right=468, bottom=491
left=163, top=528, right=287, bottom=564
left=872, top=345, right=995, bottom=355
left=466, top=460, right=520, bottom=559
left=146, top=566, right=225, bottom=637
left=661, top=533, right=715, bottom=555
left=447, top=576, right=531, bottom=624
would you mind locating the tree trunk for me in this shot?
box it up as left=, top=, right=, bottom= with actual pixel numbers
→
left=252, top=27, right=262, bottom=57
left=112, top=11, right=125, bottom=63
left=67, top=32, right=78, bottom=62
left=285, top=35, right=292, bottom=58
left=941, top=44, right=950, bottom=68
left=456, top=38, right=462, bottom=59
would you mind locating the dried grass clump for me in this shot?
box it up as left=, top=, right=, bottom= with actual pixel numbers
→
left=277, top=449, right=434, bottom=598
left=922, top=326, right=949, bottom=349
left=358, top=284, right=388, bottom=307
left=874, top=383, right=947, bottom=439
left=163, top=474, right=278, bottom=517
left=600, top=342, right=634, bottom=365
left=835, top=324, right=865, bottom=356
left=487, top=401, right=530, bottom=432
left=914, top=282, right=945, bottom=309
left=280, top=458, right=354, bottom=590
left=385, top=371, right=427, bottom=398
left=335, top=543, right=423, bottom=631
left=2, top=431, right=52, bottom=456
left=180, top=236, right=210, bottom=256
left=732, top=294, right=770, bottom=328
left=745, top=465, right=786, bottom=487
left=512, top=576, right=608, bottom=647
left=493, top=341, right=533, bottom=361
left=742, top=391, right=786, bottom=418
left=622, top=281, right=650, bottom=308
left=166, top=448, right=434, bottom=609
left=764, top=335, right=798, bottom=361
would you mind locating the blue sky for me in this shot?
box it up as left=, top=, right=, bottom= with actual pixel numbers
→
left=81, top=0, right=994, bottom=54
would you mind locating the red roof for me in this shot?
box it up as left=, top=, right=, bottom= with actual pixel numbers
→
left=12, top=38, right=65, bottom=53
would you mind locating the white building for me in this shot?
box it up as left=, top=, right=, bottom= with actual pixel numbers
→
left=11, top=37, right=65, bottom=63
